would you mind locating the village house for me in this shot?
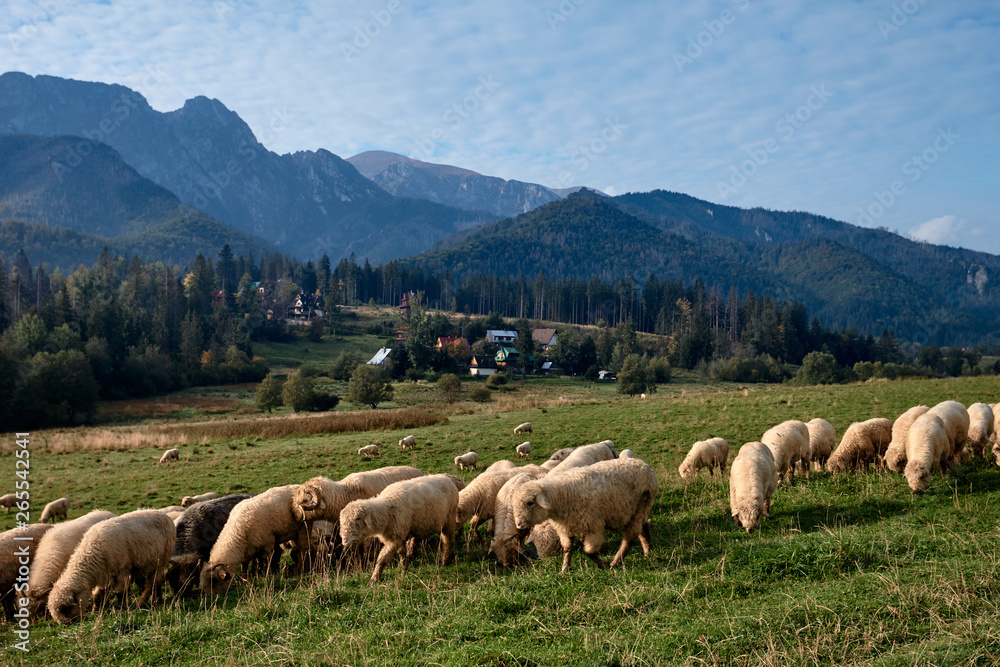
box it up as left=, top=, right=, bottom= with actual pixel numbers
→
left=469, top=355, right=498, bottom=377
left=486, top=330, right=518, bottom=345
left=531, top=328, right=557, bottom=351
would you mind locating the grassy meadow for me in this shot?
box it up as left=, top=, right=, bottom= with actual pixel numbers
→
left=2, top=371, right=1000, bottom=665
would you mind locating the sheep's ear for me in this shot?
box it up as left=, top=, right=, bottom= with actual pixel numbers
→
left=318, top=499, right=326, bottom=510
left=364, top=514, right=373, bottom=530
left=537, top=492, right=551, bottom=510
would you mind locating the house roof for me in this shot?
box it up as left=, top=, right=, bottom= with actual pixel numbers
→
left=532, top=328, right=557, bottom=344
left=486, top=330, right=518, bottom=339
left=367, top=348, right=393, bottom=365
left=470, top=355, right=497, bottom=368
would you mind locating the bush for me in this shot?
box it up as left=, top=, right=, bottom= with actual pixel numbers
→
left=438, top=373, right=462, bottom=403
left=309, top=389, right=341, bottom=412
left=405, top=368, right=426, bottom=382
left=283, top=371, right=317, bottom=413
left=469, top=385, right=492, bottom=403
left=347, top=364, right=394, bottom=409
left=255, top=373, right=284, bottom=413
left=298, top=362, right=323, bottom=378
left=794, top=352, right=843, bottom=385
left=650, top=357, right=672, bottom=384
left=485, top=373, right=508, bottom=389
left=617, top=354, right=654, bottom=397
left=710, top=355, right=790, bottom=383
left=329, top=353, right=362, bottom=381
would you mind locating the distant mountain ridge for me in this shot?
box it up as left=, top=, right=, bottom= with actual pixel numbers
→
left=0, top=72, right=494, bottom=261
left=348, top=150, right=564, bottom=218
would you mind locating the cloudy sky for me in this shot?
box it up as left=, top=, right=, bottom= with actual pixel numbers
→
left=3, top=0, right=998, bottom=252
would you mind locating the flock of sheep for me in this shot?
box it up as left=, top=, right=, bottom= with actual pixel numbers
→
left=1, top=398, right=995, bottom=627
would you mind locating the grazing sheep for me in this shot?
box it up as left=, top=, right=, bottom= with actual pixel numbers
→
left=485, top=460, right=517, bottom=472
left=398, top=435, right=417, bottom=450
left=48, top=510, right=175, bottom=623
left=546, top=447, right=576, bottom=464
left=180, top=492, right=219, bottom=508
left=514, top=422, right=533, bottom=434
left=511, top=458, right=658, bottom=573
left=904, top=414, right=953, bottom=493
left=1, top=524, right=53, bottom=621
left=827, top=418, right=893, bottom=473
left=358, top=444, right=380, bottom=458
left=540, top=459, right=562, bottom=471
left=454, top=452, right=479, bottom=471
left=516, top=442, right=532, bottom=459
left=762, top=421, right=810, bottom=482
left=40, top=498, right=70, bottom=523
left=294, top=467, right=425, bottom=525
left=157, top=505, right=185, bottom=514
left=339, top=474, right=459, bottom=584
left=168, top=494, right=253, bottom=595
left=804, top=419, right=836, bottom=471
left=992, top=402, right=1000, bottom=466
left=444, top=474, right=467, bottom=493
left=158, top=448, right=180, bottom=465
left=729, top=442, right=778, bottom=533
left=678, top=438, right=729, bottom=479
left=200, top=485, right=309, bottom=593
left=926, top=400, right=970, bottom=460
left=966, top=403, right=995, bottom=458
left=23, top=510, right=117, bottom=618
left=546, top=442, right=616, bottom=475
left=0, top=494, right=16, bottom=513
left=489, top=470, right=549, bottom=566
left=884, top=406, right=930, bottom=473
left=456, top=468, right=523, bottom=547
left=640, top=393, right=646, bottom=400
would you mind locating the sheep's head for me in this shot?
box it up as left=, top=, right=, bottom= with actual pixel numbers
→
left=339, top=503, right=372, bottom=548
left=456, top=504, right=474, bottom=528
left=733, top=505, right=761, bottom=533
left=49, top=588, right=87, bottom=624
left=199, top=562, right=234, bottom=593
left=293, top=480, right=328, bottom=519
left=678, top=461, right=695, bottom=480
left=512, top=484, right=550, bottom=530
left=904, top=462, right=931, bottom=493
left=181, top=496, right=194, bottom=508
left=992, top=443, right=1000, bottom=467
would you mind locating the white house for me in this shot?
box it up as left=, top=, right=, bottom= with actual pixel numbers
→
left=486, top=330, right=518, bottom=345
left=367, top=348, right=393, bottom=365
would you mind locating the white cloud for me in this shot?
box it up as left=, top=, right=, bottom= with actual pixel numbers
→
left=909, top=215, right=984, bottom=248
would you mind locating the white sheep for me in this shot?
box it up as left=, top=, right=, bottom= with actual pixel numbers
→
left=926, top=400, right=970, bottom=460
left=1, top=524, right=53, bottom=621
left=158, top=448, right=179, bottom=465
left=339, top=474, right=459, bottom=584
left=485, top=460, right=517, bottom=472
left=827, top=418, right=893, bottom=472
left=398, top=435, right=417, bottom=450
left=619, top=449, right=636, bottom=459
left=729, top=442, right=778, bottom=533
left=804, top=419, right=835, bottom=471
left=511, top=458, right=658, bottom=573
left=358, top=444, right=380, bottom=458
left=678, top=438, right=729, bottom=479
left=992, top=402, right=1000, bottom=466
left=640, top=393, right=646, bottom=400
left=48, top=510, right=175, bottom=623
left=293, top=466, right=425, bottom=525
left=489, top=470, right=548, bottom=566
left=546, top=442, right=616, bottom=475
left=0, top=494, right=16, bottom=513
left=24, top=510, right=117, bottom=617
left=456, top=468, right=523, bottom=547
left=516, top=442, right=532, bottom=459
left=761, top=420, right=810, bottom=482
left=966, top=403, right=995, bottom=458
left=200, top=484, right=309, bottom=593
left=514, top=422, right=533, bottom=434
left=904, top=413, right=953, bottom=493
left=454, top=452, right=479, bottom=471
left=545, top=446, right=576, bottom=464
left=180, top=492, right=219, bottom=508
left=40, top=498, right=70, bottom=523
left=884, top=406, right=930, bottom=473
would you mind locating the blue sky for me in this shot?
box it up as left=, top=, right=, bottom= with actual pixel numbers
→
left=3, top=0, right=998, bottom=252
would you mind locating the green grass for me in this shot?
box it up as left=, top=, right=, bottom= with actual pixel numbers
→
left=4, top=375, right=1000, bottom=665
left=252, top=334, right=386, bottom=374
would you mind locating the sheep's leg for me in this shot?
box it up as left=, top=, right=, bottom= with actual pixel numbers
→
left=440, top=524, right=455, bottom=566
left=135, top=573, right=155, bottom=608
left=468, top=517, right=480, bottom=549
left=371, top=541, right=399, bottom=584
left=558, top=533, right=574, bottom=573
left=583, top=532, right=608, bottom=569
left=763, top=497, right=771, bottom=516
left=639, top=522, right=652, bottom=556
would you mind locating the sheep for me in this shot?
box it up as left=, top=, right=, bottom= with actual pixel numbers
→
left=904, top=413, right=953, bottom=493
left=640, top=393, right=646, bottom=400
left=884, top=406, right=930, bottom=473
left=546, top=442, right=616, bottom=475
left=398, top=435, right=417, bottom=450
left=294, top=467, right=425, bottom=525
left=827, top=418, right=893, bottom=473
left=180, top=492, right=219, bottom=508
left=0, top=494, right=16, bottom=513
left=762, top=421, right=810, bottom=482
left=490, top=470, right=549, bottom=566
left=514, top=422, right=533, bottom=434
left=158, top=448, right=179, bottom=465
left=23, top=510, right=117, bottom=618
left=339, top=474, right=459, bottom=584
left=678, top=438, right=729, bottom=479
left=167, top=493, right=253, bottom=595
left=546, top=447, right=576, bottom=464
left=511, top=458, right=658, bottom=573
left=358, top=444, right=380, bottom=458
left=729, top=442, right=778, bottom=533
left=926, top=400, right=970, bottom=460
left=456, top=468, right=524, bottom=547
left=516, top=442, right=532, bottom=459
left=454, top=452, right=479, bottom=471
left=804, top=419, right=835, bottom=471
left=992, top=402, right=1000, bottom=466
left=966, top=403, right=995, bottom=458
left=48, top=510, right=175, bottom=623
left=1, top=524, right=53, bottom=621
left=619, top=449, right=636, bottom=459
left=540, top=459, right=562, bottom=471
left=200, top=485, right=309, bottom=593
left=485, top=460, right=517, bottom=472
left=40, top=498, right=70, bottom=523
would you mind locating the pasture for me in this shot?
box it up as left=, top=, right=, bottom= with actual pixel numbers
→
left=2, top=375, right=999, bottom=665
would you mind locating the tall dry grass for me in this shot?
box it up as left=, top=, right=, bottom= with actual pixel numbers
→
left=11, top=408, right=449, bottom=455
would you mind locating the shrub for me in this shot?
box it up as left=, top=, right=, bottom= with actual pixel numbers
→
left=486, top=373, right=508, bottom=389
left=347, top=364, right=394, bottom=409
left=711, top=355, right=790, bottom=383
left=438, top=373, right=462, bottom=403
left=405, top=367, right=426, bottom=382
left=469, top=386, right=492, bottom=403
left=795, top=351, right=843, bottom=385
left=330, top=353, right=362, bottom=381
left=617, top=354, right=654, bottom=397
left=283, top=371, right=317, bottom=413
left=255, top=373, right=284, bottom=413
left=650, top=357, right=672, bottom=384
